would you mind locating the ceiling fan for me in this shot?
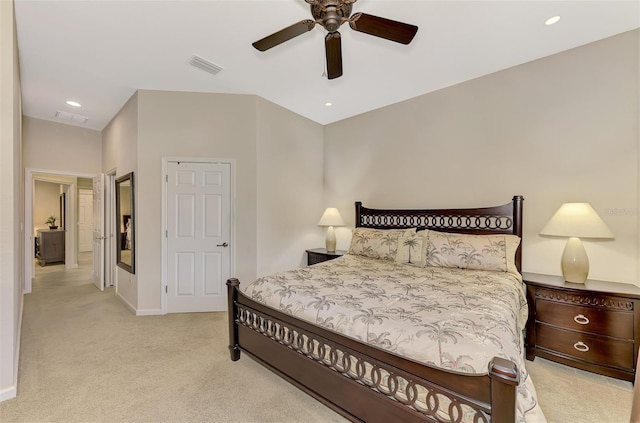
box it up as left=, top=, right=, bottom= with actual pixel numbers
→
left=252, top=0, right=418, bottom=80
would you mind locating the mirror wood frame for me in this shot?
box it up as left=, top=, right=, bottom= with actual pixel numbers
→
left=115, top=172, right=135, bottom=274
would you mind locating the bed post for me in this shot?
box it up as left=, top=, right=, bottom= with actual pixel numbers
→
left=355, top=201, right=363, bottom=228
left=512, top=195, right=524, bottom=273
left=488, top=357, right=520, bottom=423
left=226, top=278, right=241, bottom=361
left=512, top=195, right=523, bottom=238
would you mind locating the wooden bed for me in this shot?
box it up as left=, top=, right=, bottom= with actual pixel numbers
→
left=227, top=196, right=524, bottom=423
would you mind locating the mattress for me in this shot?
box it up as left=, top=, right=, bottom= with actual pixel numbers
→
left=242, top=254, right=545, bottom=422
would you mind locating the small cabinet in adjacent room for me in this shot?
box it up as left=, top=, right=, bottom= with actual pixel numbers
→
left=37, top=229, right=65, bottom=265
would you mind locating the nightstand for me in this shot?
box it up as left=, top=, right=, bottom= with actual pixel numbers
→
left=524, top=272, right=640, bottom=382
left=305, top=248, right=346, bottom=265
left=37, top=229, right=65, bottom=265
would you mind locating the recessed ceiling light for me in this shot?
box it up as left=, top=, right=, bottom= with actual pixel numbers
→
left=545, top=16, right=561, bottom=26
left=66, top=100, right=82, bottom=107
left=325, top=102, right=332, bottom=107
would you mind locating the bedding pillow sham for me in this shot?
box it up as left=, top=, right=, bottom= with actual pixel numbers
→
left=347, top=227, right=416, bottom=261
left=395, top=232, right=428, bottom=267
left=424, top=229, right=521, bottom=274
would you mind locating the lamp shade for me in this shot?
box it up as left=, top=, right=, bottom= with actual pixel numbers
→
left=317, top=208, right=345, bottom=227
left=539, top=203, right=613, bottom=239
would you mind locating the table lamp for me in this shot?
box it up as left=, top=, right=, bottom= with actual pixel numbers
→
left=539, top=202, right=613, bottom=283
left=317, top=207, right=345, bottom=253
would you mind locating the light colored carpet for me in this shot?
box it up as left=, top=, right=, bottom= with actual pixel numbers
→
left=527, top=356, right=633, bottom=422
left=0, top=255, right=634, bottom=422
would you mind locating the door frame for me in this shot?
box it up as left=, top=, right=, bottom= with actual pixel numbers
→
left=105, top=169, right=117, bottom=289
left=24, top=168, right=98, bottom=293
left=160, top=157, right=236, bottom=315
left=78, top=188, right=94, bottom=253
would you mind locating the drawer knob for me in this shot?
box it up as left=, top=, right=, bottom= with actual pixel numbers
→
left=574, top=314, right=590, bottom=325
left=573, top=341, right=590, bottom=352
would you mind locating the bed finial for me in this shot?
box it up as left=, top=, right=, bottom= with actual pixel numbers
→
left=355, top=201, right=363, bottom=228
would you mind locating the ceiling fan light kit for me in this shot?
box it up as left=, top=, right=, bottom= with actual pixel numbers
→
left=252, top=0, right=418, bottom=80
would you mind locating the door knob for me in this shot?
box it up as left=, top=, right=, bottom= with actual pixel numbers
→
left=217, top=242, right=229, bottom=247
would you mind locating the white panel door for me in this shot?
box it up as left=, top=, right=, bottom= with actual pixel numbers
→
left=79, top=190, right=94, bottom=252
left=92, top=175, right=105, bottom=291
left=167, top=162, right=230, bottom=313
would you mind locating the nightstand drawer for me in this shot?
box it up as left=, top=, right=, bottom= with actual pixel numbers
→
left=306, top=249, right=345, bottom=266
left=536, top=299, right=633, bottom=339
left=536, top=324, right=634, bottom=370
left=308, top=252, right=331, bottom=265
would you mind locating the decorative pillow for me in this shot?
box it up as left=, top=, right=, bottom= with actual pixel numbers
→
left=424, top=230, right=521, bottom=274
left=395, top=233, right=428, bottom=267
left=347, top=228, right=417, bottom=261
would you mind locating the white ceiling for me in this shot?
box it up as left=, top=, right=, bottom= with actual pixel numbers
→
left=14, top=0, right=640, bottom=131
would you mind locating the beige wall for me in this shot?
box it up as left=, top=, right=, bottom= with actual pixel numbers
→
left=0, top=0, right=24, bottom=401
left=324, top=30, right=639, bottom=284
left=102, top=92, right=137, bottom=176
left=101, top=90, right=325, bottom=313
left=135, top=90, right=258, bottom=312
left=34, top=181, right=61, bottom=231
left=23, top=116, right=101, bottom=173
left=102, top=92, right=138, bottom=311
left=256, top=97, right=324, bottom=276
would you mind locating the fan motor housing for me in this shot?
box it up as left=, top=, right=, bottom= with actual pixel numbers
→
left=311, top=3, right=352, bottom=32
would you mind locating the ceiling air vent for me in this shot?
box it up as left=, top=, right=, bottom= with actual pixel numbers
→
left=188, top=54, right=223, bottom=76
left=55, top=110, right=88, bottom=124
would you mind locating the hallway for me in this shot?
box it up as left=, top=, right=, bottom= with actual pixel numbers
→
left=34, top=251, right=92, bottom=279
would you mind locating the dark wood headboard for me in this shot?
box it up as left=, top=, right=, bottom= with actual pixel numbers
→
left=355, top=195, right=524, bottom=272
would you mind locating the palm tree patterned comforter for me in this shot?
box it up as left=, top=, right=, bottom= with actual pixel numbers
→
left=242, top=254, right=544, bottom=422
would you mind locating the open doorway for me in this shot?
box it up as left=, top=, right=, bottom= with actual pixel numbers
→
left=32, top=176, right=75, bottom=273
left=32, top=177, right=96, bottom=279
left=25, top=169, right=106, bottom=294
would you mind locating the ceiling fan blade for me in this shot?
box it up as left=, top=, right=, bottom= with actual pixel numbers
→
left=252, top=20, right=316, bottom=51
left=325, top=32, right=343, bottom=80
left=349, top=13, right=418, bottom=45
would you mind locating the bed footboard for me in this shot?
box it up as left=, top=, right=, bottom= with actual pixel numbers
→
left=227, top=279, right=519, bottom=423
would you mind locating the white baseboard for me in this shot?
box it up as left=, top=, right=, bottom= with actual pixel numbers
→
left=0, top=386, right=17, bottom=402
left=2, top=292, right=25, bottom=403
left=136, top=308, right=162, bottom=316
left=116, top=292, right=136, bottom=315
left=115, top=293, right=161, bottom=316
left=14, top=292, right=23, bottom=384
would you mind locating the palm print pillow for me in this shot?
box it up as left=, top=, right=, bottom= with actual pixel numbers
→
left=347, top=228, right=416, bottom=261
left=425, top=230, right=521, bottom=274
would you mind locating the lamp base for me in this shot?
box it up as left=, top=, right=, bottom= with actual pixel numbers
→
left=325, top=226, right=336, bottom=253
left=561, top=237, right=589, bottom=284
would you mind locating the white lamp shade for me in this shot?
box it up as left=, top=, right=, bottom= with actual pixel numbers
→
left=540, top=203, right=613, bottom=239
left=317, top=208, right=345, bottom=227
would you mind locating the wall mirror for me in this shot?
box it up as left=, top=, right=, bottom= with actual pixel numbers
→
left=115, top=172, right=135, bottom=274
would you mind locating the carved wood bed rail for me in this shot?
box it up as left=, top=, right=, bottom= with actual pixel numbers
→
left=227, top=196, right=524, bottom=423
